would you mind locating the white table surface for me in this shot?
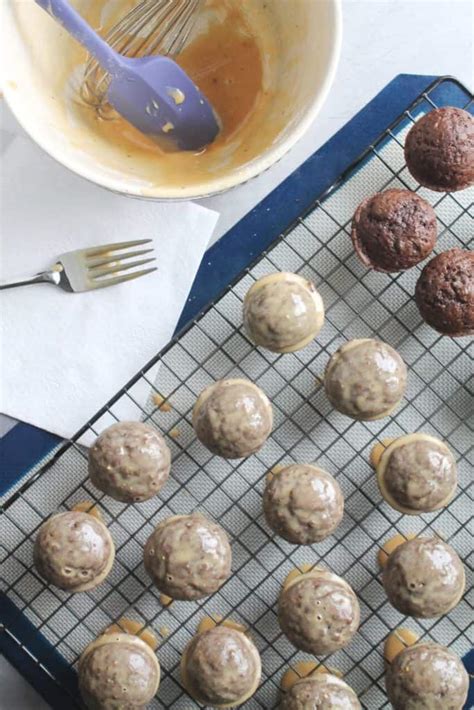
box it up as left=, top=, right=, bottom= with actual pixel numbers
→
left=1, top=1, right=472, bottom=707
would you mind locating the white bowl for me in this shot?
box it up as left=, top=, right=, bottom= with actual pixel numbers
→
left=1, top=0, right=342, bottom=200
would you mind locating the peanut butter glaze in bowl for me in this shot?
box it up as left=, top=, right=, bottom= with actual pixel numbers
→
left=2, top=0, right=342, bottom=200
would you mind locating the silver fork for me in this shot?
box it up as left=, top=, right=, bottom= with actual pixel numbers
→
left=0, top=239, right=156, bottom=292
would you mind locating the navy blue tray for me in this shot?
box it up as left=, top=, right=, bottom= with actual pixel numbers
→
left=1, top=74, right=473, bottom=709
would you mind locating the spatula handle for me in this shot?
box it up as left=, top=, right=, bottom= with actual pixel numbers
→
left=34, top=0, right=120, bottom=73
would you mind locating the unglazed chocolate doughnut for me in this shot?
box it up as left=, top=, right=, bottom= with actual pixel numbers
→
left=383, top=537, right=465, bottom=617
left=193, top=378, right=273, bottom=458
left=376, top=433, right=457, bottom=514
left=88, top=421, right=171, bottom=503
left=324, top=339, right=407, bottom=420
left=278, top=568, right=360, bottom=655
left=243, top=272, right=325, bottom=352
left=181, top=626, right=261, bottom=707
left=280, top=673, right=361, bottom=709
left=144, top=513, right=232, bottom=601
left=351, top=189, right=437, bottom=273
left=386, top=642, right=468, bottom=710
left=78, top=633, right=160, bottom=709
left=415, top=249, right=474, bottom=337
left=263, top=464, right=344, bottom=544
left=404, top=107, right=474, bottom=192
left=33, top=511, right=114, bottom=592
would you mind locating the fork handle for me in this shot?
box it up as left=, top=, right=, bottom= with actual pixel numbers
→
left=0, top=271, right=61, bottom=291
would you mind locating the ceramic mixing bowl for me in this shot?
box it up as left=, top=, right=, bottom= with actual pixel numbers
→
left=1, top=0, right=342, bottom=200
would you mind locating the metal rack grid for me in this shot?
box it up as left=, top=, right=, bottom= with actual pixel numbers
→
left=1, top=77, right=473, bottom=709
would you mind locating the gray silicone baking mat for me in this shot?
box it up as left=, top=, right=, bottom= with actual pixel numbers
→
left=1, top=84, right=473, bottom=708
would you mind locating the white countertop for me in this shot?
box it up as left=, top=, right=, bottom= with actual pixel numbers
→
left=2, top=0, right=472, bottom=707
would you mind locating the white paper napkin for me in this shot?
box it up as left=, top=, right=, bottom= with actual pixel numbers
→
left=0, top=131, right=219, bottom=441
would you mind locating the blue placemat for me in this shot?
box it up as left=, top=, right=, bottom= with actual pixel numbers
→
left=1, top=74, right=473, bottom=709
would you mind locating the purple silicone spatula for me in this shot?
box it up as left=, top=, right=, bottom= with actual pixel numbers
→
left=34, top=0, right=220, bottom=151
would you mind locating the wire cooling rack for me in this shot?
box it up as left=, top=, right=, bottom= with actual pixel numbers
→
left=1, top=78, right=473, bottom=709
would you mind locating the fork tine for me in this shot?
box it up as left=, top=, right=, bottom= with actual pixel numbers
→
left=84, top=239, right=152, bottom=257
left=87, top=249, right=154, bottom=268
left=90, top=267, right=157, bottom=289
left=90, top=258, right=156, bottom=279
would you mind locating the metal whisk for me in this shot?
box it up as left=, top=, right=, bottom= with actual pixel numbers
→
left=81, top=0, right=204, bottom=116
